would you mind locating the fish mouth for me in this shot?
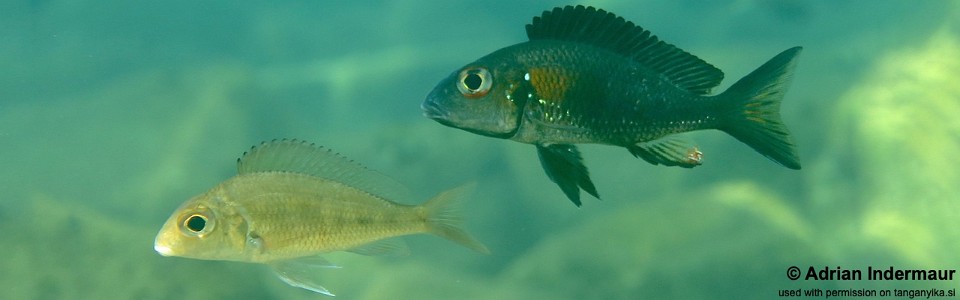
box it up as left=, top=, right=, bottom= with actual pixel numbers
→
left=154, top=227, right=177, bottom=256
left=154, top=243, right=173, bottom=256
left=421, top=100, right=469, bottom=131
left=421, top=100, right=481, bottom=134
left=420, top=100, right=450, bottom=122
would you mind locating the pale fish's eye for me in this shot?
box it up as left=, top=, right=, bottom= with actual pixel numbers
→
left=457, top=67, right=492, bottom=98
left=180, top=213, right=214, bottom=236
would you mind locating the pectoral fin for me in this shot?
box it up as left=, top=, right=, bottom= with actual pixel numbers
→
left=270, top=256, right=340, bottom=296
left=627, top=137, right=703, bottom=168
left=536, top=144, right=599, bottom=206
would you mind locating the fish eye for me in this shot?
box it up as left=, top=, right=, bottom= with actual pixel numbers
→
left=180, top=213, right=214, bottom=236
left=185, top=215, right=206, bottom=232
left=457, top=67, right=492, bottom=98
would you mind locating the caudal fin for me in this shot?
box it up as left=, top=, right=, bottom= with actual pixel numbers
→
left=718, top=47, right=803, bottom=170
left=419, top=184, right=490, bottom=254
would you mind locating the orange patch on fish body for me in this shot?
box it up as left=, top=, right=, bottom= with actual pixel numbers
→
left=527, top=67, right=575, bottom=104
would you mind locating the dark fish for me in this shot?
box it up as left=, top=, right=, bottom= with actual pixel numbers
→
left=422, top=5, right=802, bottom=206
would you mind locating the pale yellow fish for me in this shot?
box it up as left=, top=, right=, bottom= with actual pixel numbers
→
left=154, top=139, right=489, bottom=295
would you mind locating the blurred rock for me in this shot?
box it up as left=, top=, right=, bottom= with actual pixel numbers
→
left=498, top=181, right=833, bottom=299
left=816, top=25, right=960, bottom=266
left=0, top=64, right=256, bottom=222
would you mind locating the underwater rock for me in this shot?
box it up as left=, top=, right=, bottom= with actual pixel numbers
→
left=342, top=263, right=490, bottom=300
left=497, top=181, right=833, bottom=299
left=816, top=26, right=960, bottom=266
left=0, top=64, right=255, bottom=221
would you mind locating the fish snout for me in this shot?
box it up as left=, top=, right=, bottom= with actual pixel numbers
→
left=154, top=236, right=175, bottom=256
left=154, top=243, right=173, bottom=256
left=153, top=222, right=181, bottom=257
left=421, top=98, right=449, bottom=121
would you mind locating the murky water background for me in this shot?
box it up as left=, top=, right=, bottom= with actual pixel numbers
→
left=2, top=1, right=958, bottom=299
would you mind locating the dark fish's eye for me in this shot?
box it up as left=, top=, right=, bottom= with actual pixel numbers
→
left=180, top=213, right=213, bottom=236
left=457, top=67, right=492, bottom=98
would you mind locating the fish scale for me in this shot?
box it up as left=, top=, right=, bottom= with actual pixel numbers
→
left=218, top=173, right=423, bottom=261
left=507, top=41, right=718, bottom=145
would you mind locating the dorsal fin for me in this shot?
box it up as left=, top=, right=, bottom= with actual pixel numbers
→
left=237, top=139, right=412, bottom=202
left=526, top=5, right=724, bottom=95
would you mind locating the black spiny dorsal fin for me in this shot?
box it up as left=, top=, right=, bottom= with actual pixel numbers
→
left=526, top=5, right=725, bottom=95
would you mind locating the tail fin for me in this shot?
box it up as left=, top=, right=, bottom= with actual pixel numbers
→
left=419, top=184, right=490, bottom=254
left=717, top=47, right=803, bottom=169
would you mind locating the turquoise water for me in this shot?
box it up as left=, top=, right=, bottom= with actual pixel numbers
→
left=2, top=1, right=959, bottom=299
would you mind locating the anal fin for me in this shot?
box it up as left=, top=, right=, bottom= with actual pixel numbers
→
left=536, top=144, right=599, bottom=206
left=627, top=137, right=703, bottom=168
left=270, top=256, right=340, bottom=296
